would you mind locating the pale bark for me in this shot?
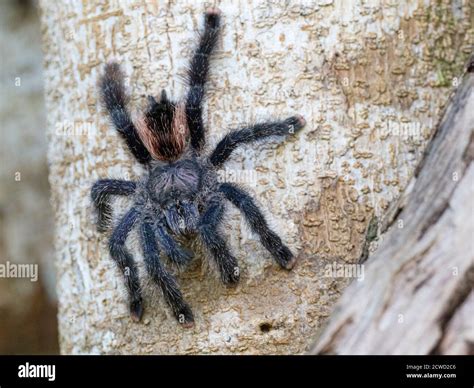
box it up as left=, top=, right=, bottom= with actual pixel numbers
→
left=311, top=63, right=474, bottom=355
left=39, top=0, right=472, bottom=354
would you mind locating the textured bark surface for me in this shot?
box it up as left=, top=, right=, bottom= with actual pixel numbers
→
left=311, top=64, right=474, bottom=355
left=40, top=0, right=472, bottom=354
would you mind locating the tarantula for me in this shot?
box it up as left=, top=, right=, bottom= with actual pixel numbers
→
left=91, top=8, right=305, bottom=327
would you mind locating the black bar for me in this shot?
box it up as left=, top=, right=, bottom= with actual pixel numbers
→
left=0, top=355, right=472, bottom=386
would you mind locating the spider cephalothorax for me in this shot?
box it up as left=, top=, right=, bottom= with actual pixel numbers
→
left=91, top=8, right=306, bottom=327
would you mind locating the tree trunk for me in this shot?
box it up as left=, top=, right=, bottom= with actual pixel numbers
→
left=39, top=1, right=472, bottom=354
left=310, top=60, right=474, bottom=355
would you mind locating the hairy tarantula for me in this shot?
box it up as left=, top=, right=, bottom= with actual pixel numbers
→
left=91, top=8, right=305, bottom=327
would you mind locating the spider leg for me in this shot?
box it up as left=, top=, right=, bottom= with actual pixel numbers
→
left=140, top=221, right=194, bottom=327
left=108, top=208, right=143, bottom=322
left=91, top=179, right=137, bottom=232
left=209, top=116, right=306, bottom=167
left=100, top=62, right=151, bottom=164
left=153, top=222, right=194, bottom=267
left=185, top=8, right=221, bottom=151
left=198, top=197, right=240, bottom=284
left=219, top=183, right=296, bottom=270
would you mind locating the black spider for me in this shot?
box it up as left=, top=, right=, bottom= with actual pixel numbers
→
left=91, top=8, right=305, bottom=328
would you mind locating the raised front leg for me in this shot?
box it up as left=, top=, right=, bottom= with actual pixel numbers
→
left=100, top=62, right=151, bottom=164
left=185, top=8, right=221, bottom=151
left=198, top=197, right=240, bottom=284
left=209, top=116, right=305, bottom=167
left=219, top=183, right=296, bottom=270
left=108, top=208, right=143, bottom=322
left=91, top=179, right=137, bottom=232
left=140, top=221, right=194, bottom=327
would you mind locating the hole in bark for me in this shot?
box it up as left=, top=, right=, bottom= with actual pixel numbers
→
left=259, top=323, right=272, bottom=333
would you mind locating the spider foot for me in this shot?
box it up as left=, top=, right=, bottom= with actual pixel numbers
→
left=221, top=264, right=240, bottom=285
left=275, top=246, right=297, bottom=270
left=205, top=7, right=221, bottom=28
left=176, top=305, right=195, bottom=328
left=130, top=299, right=144, bottom=322
left=284, top=115, right=306, bottom=134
